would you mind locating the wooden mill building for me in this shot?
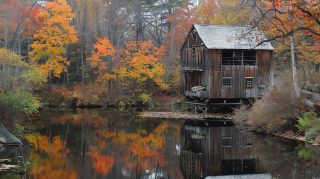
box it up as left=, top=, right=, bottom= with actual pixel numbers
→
left=181, top=24, right=274, bottom=104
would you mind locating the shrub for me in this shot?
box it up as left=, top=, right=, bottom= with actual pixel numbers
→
left=0, top=90, right=40, bottom=115
left=233, top=105, right=250, bottom=126
left=249, top=72, right=304, bottom=132
left=137, top=93, right=152, bottom=105
left=0, top=48, right=46, bottom=91
left=0, top=48, right=45, bottom=120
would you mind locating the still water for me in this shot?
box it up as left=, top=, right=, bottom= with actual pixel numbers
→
left=1, top=109, right=320, bottom=179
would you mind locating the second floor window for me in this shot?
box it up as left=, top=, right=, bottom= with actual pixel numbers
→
left=222, top=50, right=256, bottom=66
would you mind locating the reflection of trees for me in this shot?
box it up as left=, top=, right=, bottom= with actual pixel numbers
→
left=25, top=134, right=77, bottom=179
left=25, top=110, right=184, bottom=178
left=88, top=147, right=115, bottom=176
left=88, top=122, right=169, bottom=176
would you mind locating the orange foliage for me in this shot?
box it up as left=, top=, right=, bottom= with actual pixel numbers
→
left=261, top=0, right=320, bottom=65
left=89, top=37, right=116, bottom=82
left=263, top=0, right=319, bottom=41
left=167, top=2, right=199, bottom=51
left=29, top=0, right=78, bottom=78
left=88, top=148, right=115, bottom=176
left=90, top=122, right=169, bottom=173
left=25, top=134, right=77, bottom=179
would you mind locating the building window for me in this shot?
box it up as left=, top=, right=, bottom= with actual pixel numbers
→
left=245, top=77, right=254, bottom=88
left=245, top=139, right=253, bottom=147
left=243, top=50, right=256, bottom=65
left=234, top=50, right=242, bottom=65
left=222, top=77, right=232, bottom=87
left=222, top=50, right=233, bottom=65
left=222, top=136, right=233, bottom=147
left=222, top=50, right=256, bottom=66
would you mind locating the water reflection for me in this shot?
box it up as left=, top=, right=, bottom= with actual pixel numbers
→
left=23, top=110, right=184, bottom=179
left=180, top=120, right=267, bottom=179
left=1, top=109, right=320, bottom=179
left=0, top=145, right=25, bottom=176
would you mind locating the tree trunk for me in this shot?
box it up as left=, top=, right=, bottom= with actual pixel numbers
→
left=166, top=9, right=176, bottom=83
left=135, top=0, right=143, bottom=42
left=80, top=3, right=88, bottom=84
left=290, top=34, right=300, bottom=97
left=66, top=69, right=70, bottom=87
left=48, top=73, right=52, bottom=91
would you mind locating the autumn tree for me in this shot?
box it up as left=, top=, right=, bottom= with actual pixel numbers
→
left=0, top=0, right=40, bottom=53
left=89, top=37, right=116, bottom=91
left=165, top=1, right=199, bottom=87
left=118, top=40, right=168, bottom=90
left=196, top=0, right=253, bottom=25
left=29, top=0, right=78, bottom=89
left=253, top=0, right=320, bottom=96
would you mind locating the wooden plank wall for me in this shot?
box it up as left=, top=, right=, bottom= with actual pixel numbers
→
left=182, top=46, right=208, bottom=98
left=207, top=49, right=271, bottom=99
left=181, top=46, right=205, bottom=70
left=257, top=51, right=273, bottom=88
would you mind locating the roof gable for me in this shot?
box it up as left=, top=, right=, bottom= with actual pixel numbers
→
left=193, top=24, right=274, bottom=50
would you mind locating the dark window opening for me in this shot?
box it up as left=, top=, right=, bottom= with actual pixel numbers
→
left=243, top=50, right=256, bottom=65
left=222, top=77, right=232, bottom=87
left=222, top=50, right=233, bottom=65
left=191, top=48, right=196, bottom=64
left=234, top=50, right=242, bottom=65
left=222, top=50, right=256, bottom=66
left=245, top=77, right=254, bottom=88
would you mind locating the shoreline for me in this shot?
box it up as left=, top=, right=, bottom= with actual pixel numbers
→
left=39, top=106, right=309, bottom=144
left=140, top=111, right=308, bottom=143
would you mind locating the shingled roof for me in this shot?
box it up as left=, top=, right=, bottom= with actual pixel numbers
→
left=192, top=24, right=274, bottom=50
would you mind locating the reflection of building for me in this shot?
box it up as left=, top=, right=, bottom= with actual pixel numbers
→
left=0, top=146, right=25, bottom=176
left=180, top=120, right=268, bottom=179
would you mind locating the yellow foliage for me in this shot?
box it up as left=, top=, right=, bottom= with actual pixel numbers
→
left=196, top=0, right=251, bottom=25
left=118, top=41, right=168, bottom=89
left=29, top=0, right=78, bottom=78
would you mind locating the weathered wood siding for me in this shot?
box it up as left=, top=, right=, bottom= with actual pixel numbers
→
left=256, top=50, right=273, bottom=88
left=180, top=26, right=208, bottom=98
left=181, top=46, right=206, bottom=71
left=205, top=49, right=272, bottom=99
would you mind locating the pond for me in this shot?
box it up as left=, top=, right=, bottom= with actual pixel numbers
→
left=1, top=109, right=320, bottom=179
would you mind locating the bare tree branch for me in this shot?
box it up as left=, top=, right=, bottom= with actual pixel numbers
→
left=256, top=26, right=320, bottom=47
